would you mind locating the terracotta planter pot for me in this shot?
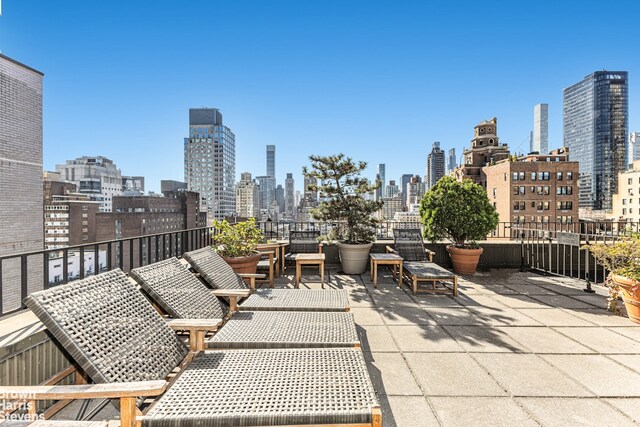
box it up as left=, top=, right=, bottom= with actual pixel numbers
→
left=223, top=253, right=261, bottom=275
left=611, top=273, right=640, bottom=324
left=446, top=245, right=483, bottom=275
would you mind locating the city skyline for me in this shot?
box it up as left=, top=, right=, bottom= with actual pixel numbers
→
left=1, top=1, right=639, bottom=192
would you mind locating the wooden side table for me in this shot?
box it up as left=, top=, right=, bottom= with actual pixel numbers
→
left=370, top=253, right=403, bottom=288
left=294, top=253, right=325, bottom=288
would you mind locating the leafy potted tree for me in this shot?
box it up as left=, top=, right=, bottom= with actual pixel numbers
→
left=419, top=176, right=499, bottom=275
left=210, top=217, right=264, bottom=274
left=303, top=154, right=383, bottom=274
left=584, top=234, right=640, bottom=323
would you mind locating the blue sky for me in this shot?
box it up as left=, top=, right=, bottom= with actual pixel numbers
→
left=1, top=0, right=638, bottom=193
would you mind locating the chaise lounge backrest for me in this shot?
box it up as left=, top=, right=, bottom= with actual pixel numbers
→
left=288, top=230, right=321, bottom=254
left=183, top=246, right=248, bottom=290
left=130, top=258, right=227, bottom=319
left=393, top=228, right=429, bottom=261
left=24, top=269, right=189, bottom=387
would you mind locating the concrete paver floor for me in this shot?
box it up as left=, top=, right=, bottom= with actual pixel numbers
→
left=280, top=266, right=640, bottom=427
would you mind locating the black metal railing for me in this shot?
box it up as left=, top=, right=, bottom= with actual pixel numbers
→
left=1, top=220, right=637, bottom=317
left=0, top=227, right=215, bottom=317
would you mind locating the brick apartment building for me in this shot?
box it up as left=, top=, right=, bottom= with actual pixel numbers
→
left=95, top=190, right=207, bottom=241
left=454, top=117, right=510, bottom=188
left=485, top=149, right=579, bottom=224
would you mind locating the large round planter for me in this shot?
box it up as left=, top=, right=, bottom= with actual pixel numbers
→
left=222, top=253, right=261, bottom=275
left=611, top=273, right=640, bottom=324
left=446, top=245, right=483, bottom=275
left=337, top=242, right=373, bottom=275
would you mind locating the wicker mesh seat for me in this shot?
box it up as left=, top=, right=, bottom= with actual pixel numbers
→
left=24, top=270, right=189, bottom=391
left=131, top=258, right=358, bottom=348
left=391, top=228, right=458, bottom=296
left=23, top=270, right=379, bottom=426
left=130, top=258, right=226, bottom=319
left=285, top=230, right=322, bottom=261
left=183, top=247, right=349, bottom=312
left=144, top=348, right=378, bottom=427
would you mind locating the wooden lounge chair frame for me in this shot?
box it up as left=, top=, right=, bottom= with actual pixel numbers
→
left=1, top=269, right=380, bottom=427
left=389, top=228, right=458, bottom=297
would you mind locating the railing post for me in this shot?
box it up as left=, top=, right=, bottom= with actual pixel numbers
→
left=0, top=259, right=3, bottom=314
left=20, top=255, right=28, bottom=308
left=43, top=251, right=49, bottom=289
left=79, top=246, right=85, bottom=279
left=62, top=248, right=69, bottom=284
left=583, top=243, right=595, bottom=293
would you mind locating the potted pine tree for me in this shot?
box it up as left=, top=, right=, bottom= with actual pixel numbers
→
left=419, top=176, right=499, bottom=275
left=584, top=234, right=640, bottom=323
left=210, top=218, right=264, bottom=274
left=303, top=154, right=383, bottom=274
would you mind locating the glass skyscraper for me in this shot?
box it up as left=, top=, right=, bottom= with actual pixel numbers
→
left=426, top=141, right=445, bottom=188
left=532, top=103, right=549, bottom=154
left=184, top=108, right=236, bottom=220
left=563, top=71, right=628, bottom=210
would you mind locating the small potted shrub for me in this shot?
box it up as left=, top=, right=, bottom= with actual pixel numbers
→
left=303, top=154, right=383, bottom=274
left=419, top=176, right=499, bottom=274
left=584, top=234, right=640, bottom=323
left=211, top=218, right=264, bottom=274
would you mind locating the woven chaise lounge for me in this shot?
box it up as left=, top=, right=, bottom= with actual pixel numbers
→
left=3, top=269, right=381, bottom=427
left=130, top=258, right=359, bottom=350
left=388, top=228, right=458, bottom=296
left=183, top=246, right=349, bottom=312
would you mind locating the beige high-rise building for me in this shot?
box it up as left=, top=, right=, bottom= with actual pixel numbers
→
left=612, top=160, right=640, bottom=223
left=236, top=172, right=260, bottom=219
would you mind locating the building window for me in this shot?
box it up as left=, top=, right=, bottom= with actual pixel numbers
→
left=519, top=172, right=525, bottom=180
left=557, top=172, right=563, bottom=180
left=567, top=172, right=573, bottom=180
left=513, top=172, right=519, bottom=181
left=531, top=172, right=536, bottom=181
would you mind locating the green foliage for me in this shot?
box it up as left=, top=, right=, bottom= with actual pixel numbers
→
left=419, top=176, right=499, bottom=247
left=210, top=218, right=263, bottom=257
left=583, top=234, right=640, bottom=313
left=303, top=154, right=383, bottom=244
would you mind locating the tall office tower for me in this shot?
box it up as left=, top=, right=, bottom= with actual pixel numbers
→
left=385, top=180, right=400, bottom=198
left=0, top=54, right=45, bottom=313
left=447, top=148, right=457, bottom=175
left=406, top=175, right=428, bottom=210
left=256, top=176, right=276, bottom=210
left=56, top=156, right=123, bottom=212
left=266, top=145, right=276, bottom=178
left=303, top=175, right=318, bottom=203
left=374, top=174, right=383, bottom=201
left=426, top=141, right=446, bottom=188
left=377, top=164, right=386, bottom=197
left=184, top=108, right=236, bottom=220
left=563, top=71, right=628, bottom=210
left=235, top=172, right=260, bottom=219
left=630, top=132, right=640, bottom=169
left=532, top=103, right=549, bottom=154
left=285, top=173, right=295, bottom=220
left=400, top=174, right=413, bottom=208
left=275, top=184, right=285, bottom=214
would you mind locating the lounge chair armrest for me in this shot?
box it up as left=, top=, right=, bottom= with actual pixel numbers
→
left=318, top=243, right=323, bottom=253
left=238, top=273, right=266, bottom=290
left=168, top=319, right=223, bottom=351
left=167, top=318, right=223, bottom=330
left=0, top=380, right=167, bottom=400
left=211, top=289, right=251, bottom=314
left=424, top=248, right=435, bottom=262
left=386, top=246, right=398, bottom=254
left=211, top=289, right=252, bottom=298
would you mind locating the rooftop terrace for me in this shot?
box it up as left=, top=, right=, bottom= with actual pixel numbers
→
left=287, top=267, right=639, bottom=426
left=2, top=264, right=639, bottom=426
